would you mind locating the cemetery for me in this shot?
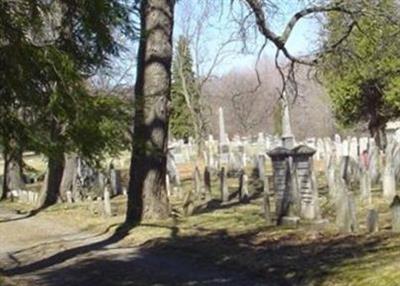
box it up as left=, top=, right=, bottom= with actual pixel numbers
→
left=1, top=1, right=400, bottom=285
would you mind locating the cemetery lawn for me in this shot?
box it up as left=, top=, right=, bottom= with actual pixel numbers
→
left=2, top=190, right=400, bottom=286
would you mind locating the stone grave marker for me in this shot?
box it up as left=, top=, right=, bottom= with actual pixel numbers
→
left=220, top=167, right=229, bottom=203
left=292, top=145, right=320, bottom=220
left=367, top=209, right=379, bottom=233
left=390, top=195, right=400, bottom=232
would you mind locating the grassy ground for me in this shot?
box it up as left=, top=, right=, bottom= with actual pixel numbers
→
left=2, top=162, right=400, bottom=285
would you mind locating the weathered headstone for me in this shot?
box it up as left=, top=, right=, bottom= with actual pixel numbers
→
left=166, top=174, right=171, bottom=197
left=366, top=209, right=379, bottom=233
left=383, top=142, right=397, bottom=201
left=336, top=190, right=358, bottom=233
left=267, top=147, right=298, bottom=225
left=390, top=195, right=400, bottom=232
left=110, top=168, right=122, bottom=196
left=203, top=167, right=212, bottom=201
left=103, top=185, right=112, bottom=217
left=263, top=176, right=272, bottom=225
left=220, top=167, right=229, bottom=203
left=193, top=167, right=201, bottom=195
left=238, top=169, right=249, bottom=203
left=292, top=145, right=320, bottom=220
left=257, top=154, right=266, bottom=182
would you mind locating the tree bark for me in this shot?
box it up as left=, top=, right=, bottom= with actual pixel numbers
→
left=59, top=153, right=78, bottom=202
left=126, top=0, right=175, bottom=223
left=37, top=157, right=64, bottom=209
left=0, top=149, right=9, bottom=200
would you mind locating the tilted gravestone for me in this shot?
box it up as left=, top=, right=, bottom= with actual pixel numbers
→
left=390, top=195, right=400, bottom=232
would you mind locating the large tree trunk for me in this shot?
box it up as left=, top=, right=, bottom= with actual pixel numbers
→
left=37, top=157, right=64, bottom=209
left=126, top=0, right=175, bottom=223
left=59, top=153, right=78, bottom=202
left=0, top=149, right=9, bottom=200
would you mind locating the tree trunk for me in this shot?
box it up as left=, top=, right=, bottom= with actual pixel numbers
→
left=59, top=153, right=78, bottom=202
left=37, top=157, right=64, bottom=209
left=126, top=0, right=175, bottom=223
left=0, top=149, right=9, bottom=200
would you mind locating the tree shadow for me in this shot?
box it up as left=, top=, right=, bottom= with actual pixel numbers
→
left=1, top=222, right=137, bottom=276
left=7, top=224, right=398, bottom=286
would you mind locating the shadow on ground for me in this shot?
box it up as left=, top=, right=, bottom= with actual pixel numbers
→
left=3, top=221, right=397, bottom=286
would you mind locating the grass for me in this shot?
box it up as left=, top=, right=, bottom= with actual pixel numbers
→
left=2, top=162, right=400, bottom=285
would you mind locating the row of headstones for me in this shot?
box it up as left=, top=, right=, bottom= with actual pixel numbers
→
left=325, top=138, right=400, bottom=202
left=8, top=159, right=124, bottom=209
left=333, top=181, right=400, bottom=233
left=321, top=138, right=400, bottom=233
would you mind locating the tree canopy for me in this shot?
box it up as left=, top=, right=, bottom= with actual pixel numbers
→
left=319, top=0, right=400, bottom=148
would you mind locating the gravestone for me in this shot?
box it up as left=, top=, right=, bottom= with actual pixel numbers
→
left=238, top=169, right=249, bottom=203
left=263, top=176, right=272, bottom=225
left=336, top=191, right=358, bottom=233
left=218, top=144, right=230, bottom=168
left=383, top=142, right=397, bottom=201
left=267, top=147, right=298, bottom=225
left=166, top=174, right=171, bottom=197
left=390, top=195, right=400, bottom=232
left=220, top=167, right=229, bottom=203
left=334, top=135, right=342, bottom=160
left=292, top=145, right=320, bottom=220
left=204, top=167, right=211, bottom=200
left=193, top=167, right=202, bottom=195
left=257, top=154, right=266, bottom=182
left=103, top=185, right=112, bottom=217
left=360, top=170, right=372, bottom=205
left=349, top=137, right=359, bottom=160
left=367, top=209, right=379, bottom=233
left=326, top=155, right=337, bottom=199
left=368, top=143, right=381, bottom=185
left=110, top=168, right=122, bottom=196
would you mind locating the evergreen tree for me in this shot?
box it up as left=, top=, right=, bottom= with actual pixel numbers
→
left=319, top=0, right=400, bottom=149
left=0, top=0, right=133, bottom=202
left=170, top=36, right=197, bottom=140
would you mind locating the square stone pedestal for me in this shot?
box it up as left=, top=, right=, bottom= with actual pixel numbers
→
left=281, top=216, right=300, bottom=226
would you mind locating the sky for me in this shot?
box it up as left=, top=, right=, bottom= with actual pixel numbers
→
left=173, top=0, right=322, bottom=76
left=104, top=0, right=323, bottom=86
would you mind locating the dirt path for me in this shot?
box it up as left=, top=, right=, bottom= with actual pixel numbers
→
left=0, top=207, right=267, bottom=286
